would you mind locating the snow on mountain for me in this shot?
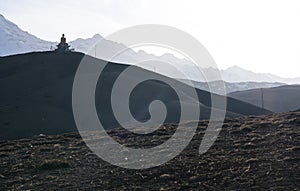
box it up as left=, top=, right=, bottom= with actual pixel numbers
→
left=69, top=34, right=103, bottom=53
left=0, top=14, right=53, bottom=56
left=221, top=66, right=300, bottom=84
left=1, top=14, right=299, bottom=84
left=178, top=79, right=286, bottom=95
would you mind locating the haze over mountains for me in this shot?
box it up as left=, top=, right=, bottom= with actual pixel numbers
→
left=1, top=1, right=300, bottom=189
left=179, top=79, right=285, bottom=95
left=228, top=85, right=300, bottom=113
left=1, top=13, right=299, bottom=136
left=1, top=14, right=299, bottom=84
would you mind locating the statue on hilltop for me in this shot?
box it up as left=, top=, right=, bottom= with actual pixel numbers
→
left=55, top=34, right=73, bottom=52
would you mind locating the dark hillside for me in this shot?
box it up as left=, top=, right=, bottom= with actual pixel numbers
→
left=228, top=85, right=300, bottom=112
left=0, top=52, right=270, bottom=140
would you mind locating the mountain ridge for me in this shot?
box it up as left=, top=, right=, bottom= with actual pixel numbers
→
left=228, top=85, right=300, bottom=112
left=0, top=14, right=299, bottom=84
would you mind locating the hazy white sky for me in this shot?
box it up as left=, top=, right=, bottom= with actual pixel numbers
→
left=1, top=0, right=300, bottom=78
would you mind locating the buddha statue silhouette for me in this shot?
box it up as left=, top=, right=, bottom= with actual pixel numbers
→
left=55, top=34, right=71, bottom=52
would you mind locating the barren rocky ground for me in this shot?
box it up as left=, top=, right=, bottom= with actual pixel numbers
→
left=0, top=112, right=300, bottom=190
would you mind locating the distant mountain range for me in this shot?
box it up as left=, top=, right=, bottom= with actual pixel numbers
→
left=1, top=14, right=300, bottom=84
left=178, top=79, right=285, bottom=95
left=228, top=85, right=300, bottom=112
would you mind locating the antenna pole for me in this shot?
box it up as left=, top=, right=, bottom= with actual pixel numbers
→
left=261, top=88, right=264, bottom=109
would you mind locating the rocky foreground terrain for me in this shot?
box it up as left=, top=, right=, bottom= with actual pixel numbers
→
left=0, top=112, right=300, bottom=190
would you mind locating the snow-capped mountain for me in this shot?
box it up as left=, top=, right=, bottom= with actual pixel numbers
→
left=69, top=34, right=103, bottom=53
left=0, top=14, right=53, bottom=56
left=222, top=66, right=300, bottom=84
left=178, top=79, right=285, bottom=95
left=1, top=14, right=299, bottom=84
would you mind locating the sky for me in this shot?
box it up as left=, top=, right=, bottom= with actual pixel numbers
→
left=1, top=0, right=300, bottom=78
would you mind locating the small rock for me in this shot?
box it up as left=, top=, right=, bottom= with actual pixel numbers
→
left=189, top=176, right=197, bottom=180
left=243, top=142, right=256, bottom=149
left=39, top=159, right=70, bottom=170
left=54, top=144, right=62, bottom=149
left=246, top=158, right=259, bottom=163
left=160, top=173, right=171, bottom=178
left=47, top=175, right=57, bottom=180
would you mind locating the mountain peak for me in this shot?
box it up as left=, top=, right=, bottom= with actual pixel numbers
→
left=92, top=34, right=103, bottom=39
left=0, top=14, right=51, bottom=56
left=0, top=14, right=16, bottom=28
left=226, top=65, right=245, bottom=71
left=0, top=13, right=6, bottom=20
